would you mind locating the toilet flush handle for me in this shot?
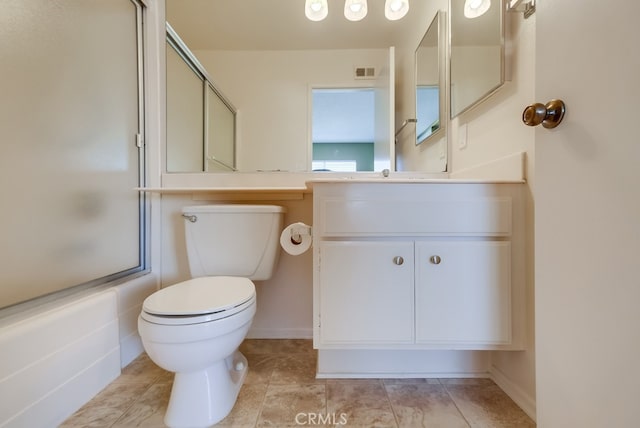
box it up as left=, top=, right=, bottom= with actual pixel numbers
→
left=182, top=214, right=197, bottom=223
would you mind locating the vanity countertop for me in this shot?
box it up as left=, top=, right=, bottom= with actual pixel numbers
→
left=306, top=177, right=524, bottom=185
left=139, top=153, right=526, bottom=195
left=138, top=177, right=524, bottom=202
left=139, top=176, right=524, bottom=196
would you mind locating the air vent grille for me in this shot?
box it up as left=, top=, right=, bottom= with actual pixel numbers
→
left=354, top=66, right=376, bottom=80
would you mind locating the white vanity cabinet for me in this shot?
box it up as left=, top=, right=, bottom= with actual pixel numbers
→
left=312, top=181, right=525, bottom=351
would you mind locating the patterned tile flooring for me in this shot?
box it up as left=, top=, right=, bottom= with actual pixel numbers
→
left=62, top=339, right=535, bottom=427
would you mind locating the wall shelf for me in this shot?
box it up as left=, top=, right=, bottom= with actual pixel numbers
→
left=137, top=186, right=310, bottom=201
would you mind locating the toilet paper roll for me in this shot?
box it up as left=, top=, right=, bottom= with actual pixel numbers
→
left=280, top=222, right=312, bottom=256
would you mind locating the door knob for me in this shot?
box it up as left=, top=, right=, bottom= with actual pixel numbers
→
left=522, top=99, right=565, bottom=129
left=393, top=256, right=404, bottom=265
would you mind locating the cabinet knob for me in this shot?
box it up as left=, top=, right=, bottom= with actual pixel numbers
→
left=430, top=255, right=442, bottom=265
left=393, top=256, right=404, bottom=265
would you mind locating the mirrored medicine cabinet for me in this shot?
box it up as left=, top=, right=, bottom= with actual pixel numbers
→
left=449, top=0, right=505, bottom=118
left=415, top=10, right=446, bottom=147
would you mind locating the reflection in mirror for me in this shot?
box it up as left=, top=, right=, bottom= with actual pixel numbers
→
left=312, top=88, right=375, bottom=172
left=166, top=25, right=236, bottom=173
left=450, top=0, right=504, bottom=118
left=206, top=83, right=236, bottom=171
left=166, top=36, right=203, bottom=172
left=415, top=11, right=445, bottom=146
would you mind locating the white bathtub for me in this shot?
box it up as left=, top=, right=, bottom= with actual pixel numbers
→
left=0, top=274, right=157, bottom=428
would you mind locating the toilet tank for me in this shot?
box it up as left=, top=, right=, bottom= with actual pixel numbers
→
left=182, top=205, right=286, bottom=280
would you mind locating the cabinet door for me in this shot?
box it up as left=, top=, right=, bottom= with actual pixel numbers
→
left=415, top=241, right=511, bottom=345
left=318, top=241, right=414, bottom=345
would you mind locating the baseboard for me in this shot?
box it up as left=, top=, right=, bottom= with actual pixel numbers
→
left=489, top=365, right=537, bottom=421
left=317, top=349, right=491, bottom=378
left=120, top=331, right=144, bottom=368
left=247, top=327, right=313, bottom=339
left=316, top=371, right=490, bottom=379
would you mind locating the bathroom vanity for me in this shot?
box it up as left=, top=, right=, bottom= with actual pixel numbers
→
left=311, top=180, right=525, bottom=375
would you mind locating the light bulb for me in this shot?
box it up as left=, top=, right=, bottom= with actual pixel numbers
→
left=384, top=0, right=409, bottom=21
left=464, top=0, right=491, bottom=18
left=344, top=0, right=368, bottom=21
left=305, top=0, right=328, bottom=21
left=469, top=0, right=483, bottom=9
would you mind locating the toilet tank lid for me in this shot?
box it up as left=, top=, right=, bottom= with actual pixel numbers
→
left=182, top=205, right=286, bottom=214
left=142, top=277, right=255, bottom=316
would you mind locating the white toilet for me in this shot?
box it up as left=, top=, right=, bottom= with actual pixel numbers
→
left=138, top=204, right=285, bottom=428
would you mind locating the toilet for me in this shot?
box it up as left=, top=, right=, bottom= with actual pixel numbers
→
left=138, top=204, right=285, bottom=428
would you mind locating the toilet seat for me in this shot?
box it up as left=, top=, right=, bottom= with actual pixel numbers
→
left=141, top=276, right=256, bottom=326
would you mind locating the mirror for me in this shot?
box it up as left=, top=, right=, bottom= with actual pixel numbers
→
left=166, top=25, right=236, bottom=173
left=415, top=11, right=446, bottom=146
left=450, top=0, right=504, bottom=118
left=165, top=0, right=431, bottom=173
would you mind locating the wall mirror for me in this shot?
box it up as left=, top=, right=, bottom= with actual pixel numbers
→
left=166, top=25, right=236, bottom=173
left=415, top=11, right=446, bottom=146
left=450, top=0, right=504, bottom=118
left=165, top=0, right=431, bottom=173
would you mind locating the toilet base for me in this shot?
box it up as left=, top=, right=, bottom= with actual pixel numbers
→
left=164, top=350, right=249, bottom=428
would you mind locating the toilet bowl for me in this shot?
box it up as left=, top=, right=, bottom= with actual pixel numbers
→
left=139, top=277, right=256, bottom=427
left=138, top=205, right=285, bottom=428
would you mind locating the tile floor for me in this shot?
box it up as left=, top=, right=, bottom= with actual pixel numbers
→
left=62, top=339, right=535, bottom=427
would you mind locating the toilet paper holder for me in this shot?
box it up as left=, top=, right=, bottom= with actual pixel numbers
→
left=290, top=224, right=312, bottom=245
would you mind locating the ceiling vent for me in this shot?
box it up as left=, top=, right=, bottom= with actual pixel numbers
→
left=354, top=66, right=376, bottom=80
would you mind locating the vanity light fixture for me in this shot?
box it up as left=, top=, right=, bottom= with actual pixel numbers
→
left=305, top=0, right=329, bottom=21
left=464, top=0, right=491, bottom=18
left=344, top=0, right=368, bottom=21
left=305, top=0, right=409, bottom=22
left=385, top=0, right=410, bottom=21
